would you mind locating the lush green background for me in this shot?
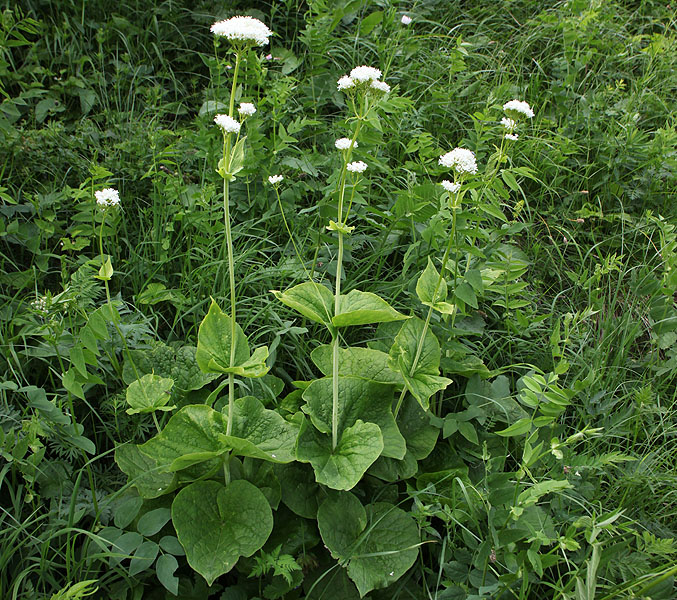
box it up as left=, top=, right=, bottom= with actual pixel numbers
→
left=1, top=0, right=675, bottom=598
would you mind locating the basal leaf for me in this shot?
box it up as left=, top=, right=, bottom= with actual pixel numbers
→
left=333, top=290, right=408, bottom=328
left=273, top=282, right=334, bottom=327
left=310, top=345, right=402, bottom=384
left=302, top=377, right=405, bottom=459
left=172, top=480, right=272, bottom=585
left=296, top=419, right=383, bottom=490
left=125, top=373, right=176, bottom=415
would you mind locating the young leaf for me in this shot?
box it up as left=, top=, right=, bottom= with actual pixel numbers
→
left=333, top=290, right=408, bottom=328
left=273, top=282, right=334, bottom=327
left=416, top=257, right=447, bottom=306
left=196, top=300, right=250, bottom=372
left=296, top=419, right=383, bottom=490
left=172, top=480, right=273, bottom=585
left=125, top=374, right=176, bottom=415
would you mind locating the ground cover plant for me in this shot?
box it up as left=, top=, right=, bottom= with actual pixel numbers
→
left=1, top=0, right=676, bottom=598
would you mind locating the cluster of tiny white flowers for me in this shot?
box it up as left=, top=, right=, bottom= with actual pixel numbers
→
left=346, top=161, right=368, bottom=173
left=336, top=65, right=390, bottom=95
left=238, top=102, right=256, bottom=117
left=501, top=117, right=517, bottom=131
left=439, top=148, right=478, bottom=175
left=214, top=114, right=241, bottom=134
left=95, top=188, right=120, bottom=209
left=335, top=138, right=357, bottom=150
left=505, top=133, right=519, bottom=141
left=503, top=99, right=534, bottom=119
left=268, top=175, right=284, bottom=185
left=440, top=180, right=461, bottom=193
left=210, top=16, right=273, bottom=47
left=401, top=15, right=412, bottom=25
left=31, top=295, right=48, bottom=313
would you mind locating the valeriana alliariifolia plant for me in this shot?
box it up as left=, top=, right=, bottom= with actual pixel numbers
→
left=114, top=17, right=300, bottom=587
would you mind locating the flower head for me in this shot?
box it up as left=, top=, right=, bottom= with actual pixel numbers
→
left=268, top=174, right=284, bottom=185
left=238, top=102, right=256, bottom=117
left=337, top=75, right=356, bottom=91
left=401, top=15, right=412, bottom=25
left=370, top=80, right=391, bottom=93
left=95, top=187, right=120, bottom=209
left=210, top=16, right=272, bottom=47
left=501, top=117, right=517, bottom=131
left=503, top=99, right=534, bottom=119
left=505, top=133, right=519, bottom=141
left=440, top=180, right=461, bottom=193
left=349, top=66, right=382, bottom=83
left=335, top=138, right=357, bottom=150
left=214, top=114, right=241, bottom=134
left=347, top=161, right=368, bottom=173
left=439, top=148, right=478, bottom=175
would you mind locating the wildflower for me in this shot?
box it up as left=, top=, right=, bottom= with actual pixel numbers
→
left=210, top=16, right=273, bottom=47
left=503, top=99, right=534, bottom=119
left=349, top=66, right=382, bottom=83
left=337, top=75, right=356, bottom=91
left=95, top=187, right=120, bottom=209
left=505, top=133, right=519, bottom=141
left=265, top=54, right=273, bottom=60
left=238, top=102, right=256, bottom=117
left=440, top=180, right=461, bottom=193
left=370, top=80, right=391, bottom=93
left=439, top=148, right=478, bottom=175
left=501, top=117, right=517, bottom=131
left=346, top=161, right=367, bottom=173
left=268, top=174, right=284, bottom=185
left=214, top=114, right=241, bottom=134
left=401, top=15, right=412, bottom=25
left=31, top=295, right=48, bottom=313
left=335, top=138, right=357, bottom=150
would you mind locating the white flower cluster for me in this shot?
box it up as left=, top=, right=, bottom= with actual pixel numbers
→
left=238, top=102, right=256, bottom=117
left=503, top=99, right=534, bottom=119
left=268, top=175, right=284, bottom=185
left=501, top=117, right=516, bottom=131
left=211, top=16, right=272, bottom=47
left=401, top=15, right=412, bottom=25
left=31, top=295, right=48, bottom=313
left=337, top=65, right=390, bottom=95
left=439, top=148, right=478, bottom=175
left=440, top=180, right=461, bottom=193
left=335, top=138, right=358, bottom=150
left=214, top=114, right=241, bottom=134
left=347, top=161, right=368, bottom=173
left=95, top=188, right=120, bottom=209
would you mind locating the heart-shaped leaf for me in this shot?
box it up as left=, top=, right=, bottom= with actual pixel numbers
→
left=310, top=346, right=402, bottom=384
left=296, top=419, right=383, bottom=490
left=333, top=290, right=408, bottom=328
left=273, top=282, right=334, bottom=327
left=302, top=377, right=405, bottom=459
left=125, top=373, right=176, bottom=415
left=172, top=480, right=272, bottom=585
left=318, top=493, right=420, bottom=597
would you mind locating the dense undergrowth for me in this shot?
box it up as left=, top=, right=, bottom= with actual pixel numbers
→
left=1, top=0, right=676, bottom=598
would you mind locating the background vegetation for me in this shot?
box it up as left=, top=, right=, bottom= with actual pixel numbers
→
left=1, top=0, right=675, bottom=598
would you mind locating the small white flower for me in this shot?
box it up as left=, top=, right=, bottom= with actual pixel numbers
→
left=370, top=80, right=391, bottom=93
left=439, top=148, right=478, bottom=175
left=238, top=102, right=256, bottom=117
left=503, top=99, right=534, bottom=119
left=401, top=15, right=412, bottom=25
left=501, top=117, right=517, bottom=131
left=505, top=133, right=519, bottom=141
left=95, top=187, right=120, bottom=209
left=335, top=138, right=357, bottom=150
left=349, top=65, right=382, bottom=83
left=337, top=75, right=355, bottom=90
left=346, top=161, right=367, bottom=173
left=214, top=114, right=241, bottom=134
left=440, top=180, right=461, bottom=193
left=268, top=174, right=284, bottom=185
left=210, top=16, right=273, bottom=47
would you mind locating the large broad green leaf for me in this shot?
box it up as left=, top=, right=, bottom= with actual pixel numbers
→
left=317, top=493, right=420, bottom=597
left=368, top=451, right=418, bottom=482
left=388, top=317, right=452, bottom=410
left=310, top=346, right=402, bottom=384
left=273, top=282, right=334, bottom=327
left=196, top=300, right=269, bottom=377
left=114, top=444, right=176, bottom=499
left=398, top=396, right=439, bottom=460
left=172, top=480, right=272, bottom=585
left=125, top=373, right=176, bottom=415
left=139, top=400, right=298, bottom=471
left=296, top=419, right=383, bottom=490
left=416, top=257, right=455, bottom=314
left=333, top=290, right=408, bottom=328
left=302, top=377, right=405, bottom=459
left=275, top=463, right=325, bottom=519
